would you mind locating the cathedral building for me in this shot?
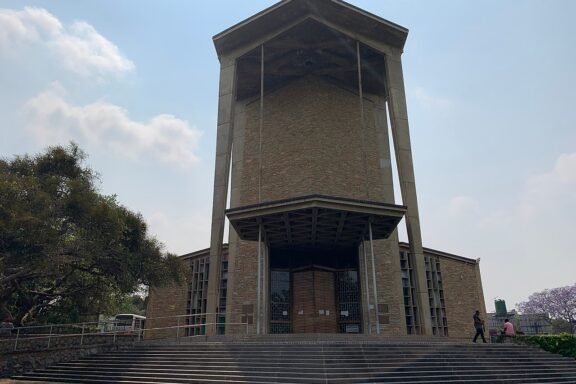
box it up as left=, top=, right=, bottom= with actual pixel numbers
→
left=147, top=0, right=486, bottom=340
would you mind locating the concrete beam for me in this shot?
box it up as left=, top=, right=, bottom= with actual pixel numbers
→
left=385, top=52, right=433, bottom=336
left=206, top=60, right=237, bottom=336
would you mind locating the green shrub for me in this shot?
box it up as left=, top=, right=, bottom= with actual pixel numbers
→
left=513, top=333, right=576, bottom=359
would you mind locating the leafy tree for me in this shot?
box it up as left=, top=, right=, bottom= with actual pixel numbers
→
left=106, top=293, right=147, bottom=317
left=551, top=319, right=573, bottom=334
left=0, top=143, right=184, bottom=325
left=518, top=284, right=576, bottom=334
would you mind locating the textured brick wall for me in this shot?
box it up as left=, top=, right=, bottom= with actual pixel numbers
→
left=237, top=75, right=386, bottom=204
left=440, top=258, right=487, bottom=339
left=370, top=238, right=405, bottom=336
left=357, top=237, right=405, bottom=336
left=145, top=267, right=190, bottom=340
left=225, top=237, right=258, bottom=333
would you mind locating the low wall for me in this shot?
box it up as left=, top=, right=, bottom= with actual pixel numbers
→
left=0, top=335, right=135, bottom=378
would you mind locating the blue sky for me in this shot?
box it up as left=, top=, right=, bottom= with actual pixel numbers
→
left=1, top=0, right=575, bottom=311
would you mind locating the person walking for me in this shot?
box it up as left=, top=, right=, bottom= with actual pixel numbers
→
left=472, top=310, right=487, bottom=343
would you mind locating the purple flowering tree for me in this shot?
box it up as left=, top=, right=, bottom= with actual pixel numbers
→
left=518, top=284, right=576, bottom=334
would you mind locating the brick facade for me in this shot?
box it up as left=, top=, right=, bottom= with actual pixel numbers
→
left=147, top=244, right=486, bottom=339
left=146, top=76, right=486, bottom=340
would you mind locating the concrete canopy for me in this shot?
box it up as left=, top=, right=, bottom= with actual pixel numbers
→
left=226, top=195, right=406, bottom=248
left=213, top=0, right=409, bottom=59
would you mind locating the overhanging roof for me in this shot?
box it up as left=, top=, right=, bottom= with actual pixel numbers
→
left=213, top=0, right=408, bottom=58
left=226, top=195, right=406, bottom=247
left=234, top=19, right=387, bottom=99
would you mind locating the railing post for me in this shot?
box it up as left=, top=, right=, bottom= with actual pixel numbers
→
left=113, top=328, right=117, bottom=344
left=47, top=325, right=53, bottom=348
left=14, top=328, right=20, bottom=351
left=138, top=319, right=143, bottom=342
left=176, top=316, right=181, bottom=341
left=80, top=324, right=85, bottom=346
left=257, top=224, right=262, bottom=335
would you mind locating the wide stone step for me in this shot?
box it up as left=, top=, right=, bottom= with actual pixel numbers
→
left=13, top=370, right=576, bottom=384
left=41, top=366, right=576, bottom=378
left=137, top=341, right=517, bottom=346
left=79, top=354, right=561, bottom=363
left=81, top=346, right=560, bottom=355
left=93, top=351, right=557, bottom=359
left=123, top=348, right=553, bottom=356
left=12, top=341, right=576, bottom=383
left=99, top=352, right=553, bottom=360
left=14, top=376, right=576, bottom=384
left=134, top=344, right=529, bottom=350
left=73, top=355, right=570, bottom=364
left=111, top=346, right=547, bottom=353
left=55, top=360, right=576, bottom=370
left=128, top=347, right=533, bottom=353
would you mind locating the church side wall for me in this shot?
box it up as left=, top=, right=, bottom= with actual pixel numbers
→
left=440, top=257, right=487, bottom=339
left=145, top=257, right=191, bottom=340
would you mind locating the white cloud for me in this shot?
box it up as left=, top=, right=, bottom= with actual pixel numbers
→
left=24, top=84, right=202, bottom=167
left=519, top=153, right=576, bottom=220
left=147, top=211, right=211, bottom=255
left=0, top=7, right=61, bottom=45
left=477, top=209, right=513, bottom=230
left=555, top=153, right=576, bottom=183
left=0, top=6, right=133, bottom=76
left=412, top=87, right=454, bottom=111
left=446, top=153, right=576, bottom=225
left=448, top=195, right=480, bottom=217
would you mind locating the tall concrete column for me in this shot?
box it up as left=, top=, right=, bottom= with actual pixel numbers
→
left=385, top=52, right=433, bottom=335
left=206, top=58, right=237, bottom=336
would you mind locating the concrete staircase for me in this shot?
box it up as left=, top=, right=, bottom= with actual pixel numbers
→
left=12, top=339, right=576, bottom=383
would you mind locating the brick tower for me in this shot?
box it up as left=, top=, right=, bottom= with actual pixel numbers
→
left=201, top=0, right=483, bottom=337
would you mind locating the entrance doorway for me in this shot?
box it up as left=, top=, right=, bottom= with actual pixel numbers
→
left=293, top=267, right=337, bottom=333
left=269, top=246, right=362, bottom=334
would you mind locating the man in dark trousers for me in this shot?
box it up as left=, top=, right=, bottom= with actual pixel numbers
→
left=473, top=310, right=487, bottom=343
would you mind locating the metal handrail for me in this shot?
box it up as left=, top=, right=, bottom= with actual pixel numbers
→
left=138, top=322, right=249, bottom=342
left=5, top=320, right=102, bottom=332
left=1, top=314, right=248, bottom=352
left=144, top=313, right=221, bottom=321
left=6, top=313, right=216, bottom=333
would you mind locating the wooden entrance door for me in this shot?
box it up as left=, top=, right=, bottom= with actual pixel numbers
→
left=292, top=269, right=337, bottom=333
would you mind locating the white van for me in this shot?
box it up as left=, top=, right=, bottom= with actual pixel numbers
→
left=113, top=314, right=146, bottom=332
